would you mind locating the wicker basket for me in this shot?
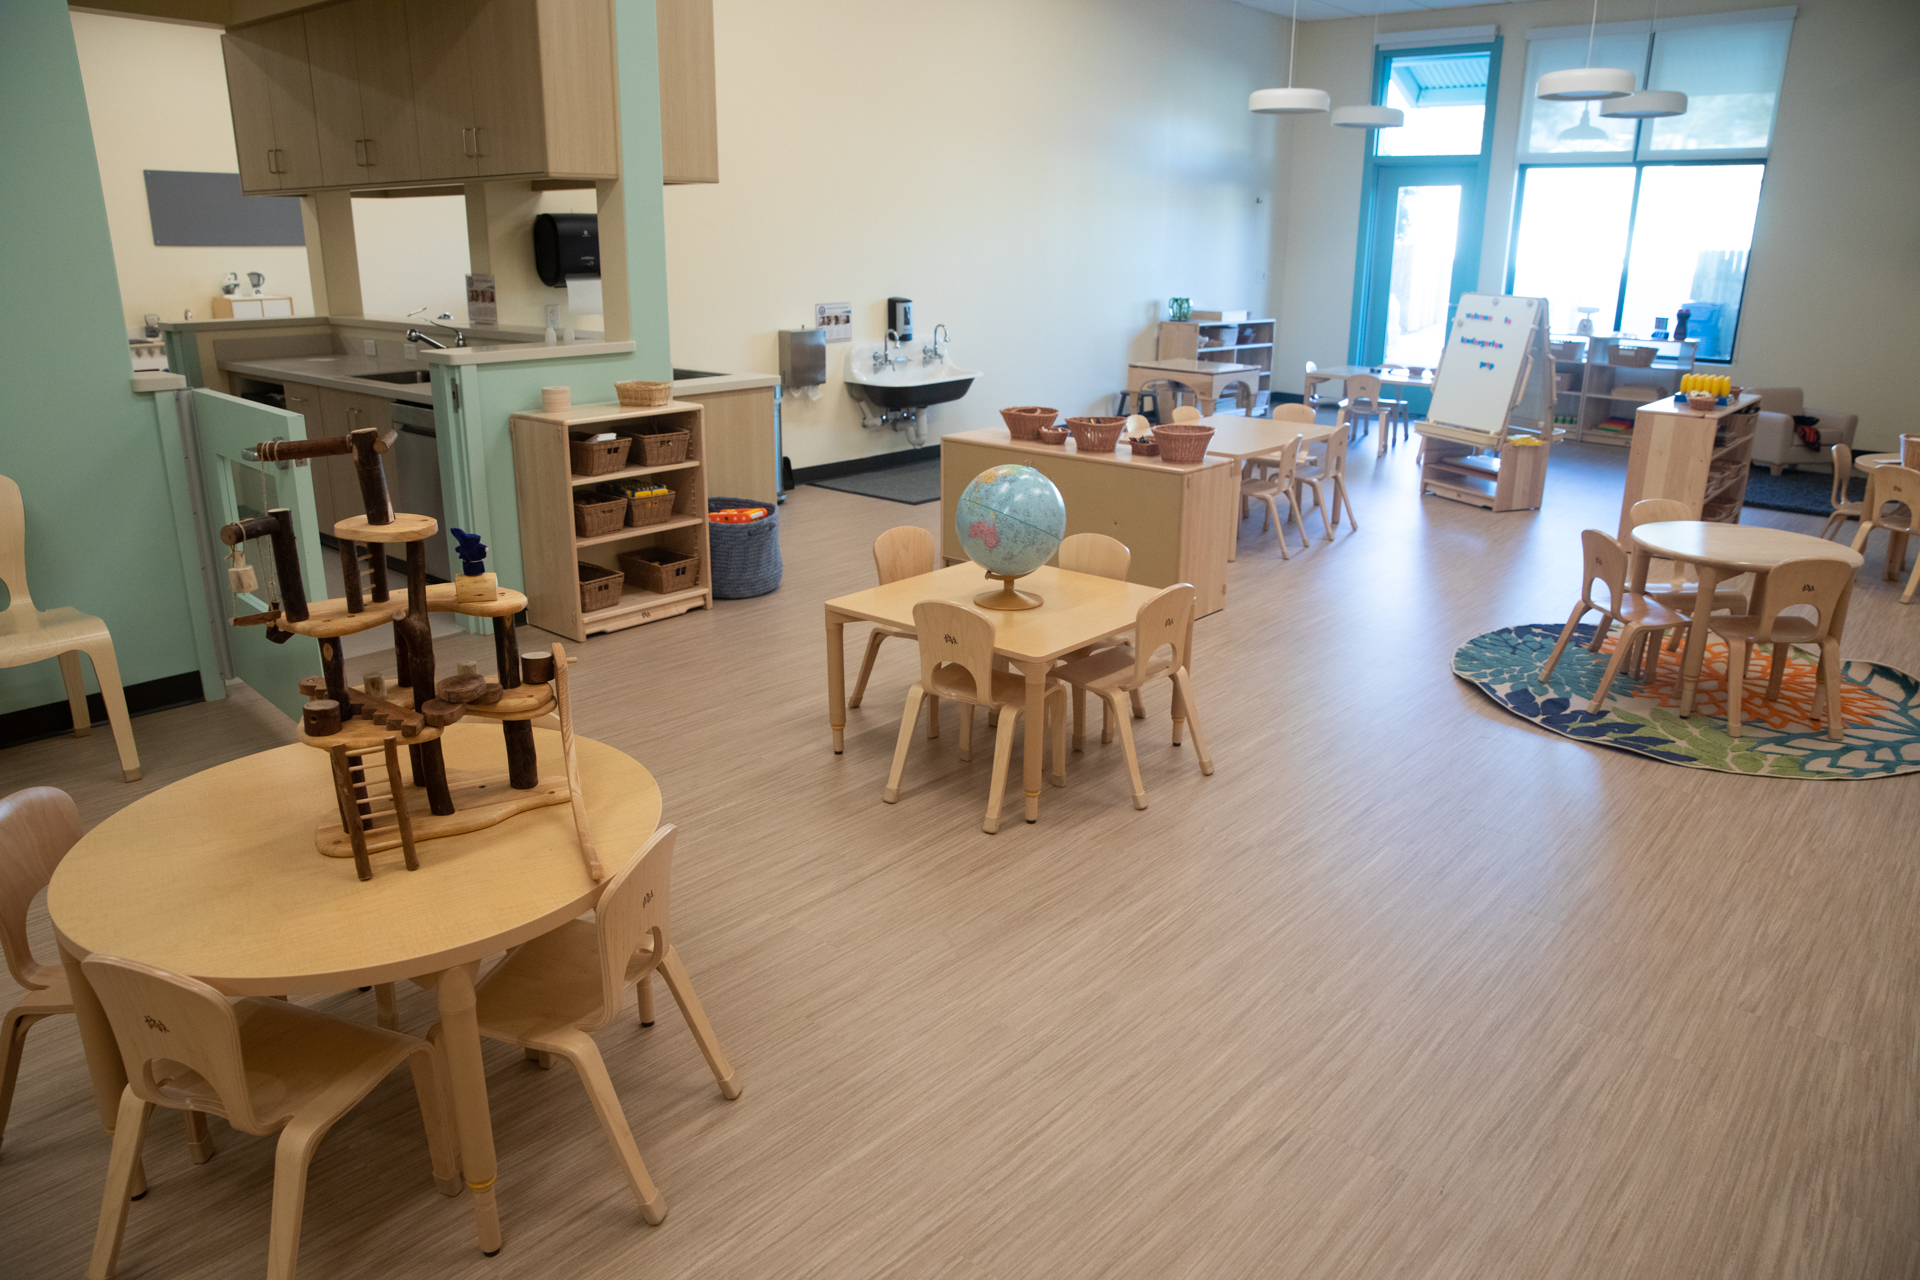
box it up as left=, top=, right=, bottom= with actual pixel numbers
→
left=1000, top=406, right=1058, bottom=441
left=626, top=490, right=676, bottom=527
left=633, top=424, right=691, bottom=466
left=614, top=380, right=672, bottom=408
left=1036, top=425, right=1070, bottom=445
left=1612, top=345, right=1657, bottom=368
left=568, top=432, right=632, bottom=476
left=1067, top=416, right=1126, bottom=453
left=1151, top=425, right=1215, bottom=465
left=577, top=562, right=624, bottom=613
left=573, top=493, right=628, bottom=537
left=619, top=546, right=700, bottom=595
left=706, top=496, right=782, bottom=599
left=1127, top=436, right=1160, bottom=457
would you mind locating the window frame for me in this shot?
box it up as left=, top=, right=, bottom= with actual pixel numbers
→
left=1346, top=37, right=1503, bottom=366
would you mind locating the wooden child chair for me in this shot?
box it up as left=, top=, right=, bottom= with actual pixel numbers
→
left=1239, top=436, right=1312, bottom=558
left=82, top=954, right=459, bottom=1280
left=1850, top=464, right=1920, bottom=602
left=1056, top=533, right=1146, bottom=739
left=1338, top=375, right=1405, bottom=452
left=0, top=475, right=140, bottom=781
left=1293, top=408, right=1358, bottom=540
left=1170, top=405, right=1202, bottom=424
left=2, top=786, right=83, bottom=1152
left=883, top=601, right=1065, bottom=835
left=1708, top=557, right=1853, bottom=740
left=1051, top=584, right=1213, bottom=810
left=1819, top=443, right=1863, bottom=542
left=1540, top=530, right=1687, bottom=711
left=848, top=526, right=938, bottom=708
left=458, top=825, right=739, bottom=1226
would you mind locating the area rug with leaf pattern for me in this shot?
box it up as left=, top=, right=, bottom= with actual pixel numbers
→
left=1453, top=624, right=1920, bottom=778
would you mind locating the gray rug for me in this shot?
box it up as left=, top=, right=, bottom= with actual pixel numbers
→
left=808, top=459, right=943, bottom=505
left=1742, top=465, right=1861, bottom=517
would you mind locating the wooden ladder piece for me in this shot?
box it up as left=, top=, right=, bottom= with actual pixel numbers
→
left=551, top=641, right=602, bottom=881
left=327, top=736, right=420, bottom=881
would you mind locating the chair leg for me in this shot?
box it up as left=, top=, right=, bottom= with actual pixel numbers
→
left=540, top=1031, right=667, bottom=1224
left=883, top=686, right=925, bottom=804
left=524, top=1048, right=554, bottom=1069
left=1110, top=694, right=1149, bottom=810
left=1725, top=638, right=1747, bottom=738
left=374, top=982, right=400, bottom=1031
left=1903, top=549, right=1920, bottom=605
left=80, top=642, right=140, bottom=782
left=1100, top=696, right=1114, bottom=745
left=0, top=1008, right=63, bottom=1154
left=1587, top=624, right=1638, bottom=712
left=405, top=1043, right=463, bottom=1197
left=848, top=629, right=887, bottom=709
left=1765, top=642, right=1789, bottom=701
left=1821, top=639, right=1845, bottom=740
left=1335, top=478, right=1358, bottom=533
left=926, top=694, right=940, bottom=739
left=637, top=968, right=656, bottom=1026
left=184, top=1109, right=216, bottom=1164
left=1071, top=683, right=1086, bottom=752
left=1539, top=603, right=1593, bottom=683
left=1046, top=689, right=1066, bottom=788
left=1129, top=687, right=1146, bottom=720
left=88, top=1088, right=155, bottom=1280
left=658, top=945, right=743, bottom=1100
left=57, top=650, right=91, bottom=737
left=957, top=702, right=974, bottom=763
left=266, top=1118, right=334, bottom=1280
left=1173, top=669, right=1214, bottom=776
left=1265, top=497, right=1290, bottom=560
left=983, top=709, right=1019, bottom=834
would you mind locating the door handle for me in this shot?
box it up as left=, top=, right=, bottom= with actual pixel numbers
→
left=267, top=148, right=279, bottom=174
left=471, top=126, right=483, bottom=158
left=461, top=126, right=474, bottom=157
left=363, top=137, right=376, bottom=167
left=354, top=138, right=368, bottom=167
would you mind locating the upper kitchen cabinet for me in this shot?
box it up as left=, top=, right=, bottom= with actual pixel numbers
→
left=222, top=13, right=324, bottom=193
left=304, top=0, right=421, bottom=188
left=658, top=0, right=718, bottom=184
left=406, top=0, right=617, bottom=183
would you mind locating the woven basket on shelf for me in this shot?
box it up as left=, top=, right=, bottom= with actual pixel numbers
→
left=633, top=424, right=691, bottom=466
left=1612, top=345, right=1657, bottom=368
left=567, top=433, right=632, bottom=476
left=1036, top=425, right=1070, bottom=445
left=706, top=496, right=782, bottom=599
left=626, top=491, right=676, bottom=527
left=1000, top=406, right=1058, bottom=441
left=573, top=494, right=628, bottom=537
left=1151, top=425, right=1215, bottom=465
left=619, top=546, right=700, bottom=595
left=615, top=380, right=672, bottom=408
left=577, top=562, right=624, bottom=613
left=1067, top=416, right=1126, bottom=453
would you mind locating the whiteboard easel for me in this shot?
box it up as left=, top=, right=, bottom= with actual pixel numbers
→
left=1414, top=294, right=1558, bottom=511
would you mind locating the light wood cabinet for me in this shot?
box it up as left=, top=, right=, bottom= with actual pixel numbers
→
left=658, top=0, right=718, bottom=184
left=222, top=13, right=324, bottom=193
left=304, top=0, right=421, bottom=188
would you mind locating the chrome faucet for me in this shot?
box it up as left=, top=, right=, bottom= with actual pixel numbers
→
left=872, top=330, right=910, bottom=373
left=405, top=310, right=466, bottom=348
left=922, top=324, right=950, bottom=366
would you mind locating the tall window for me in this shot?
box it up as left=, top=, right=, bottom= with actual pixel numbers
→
left=1506, top=8, right=1793, bottom=361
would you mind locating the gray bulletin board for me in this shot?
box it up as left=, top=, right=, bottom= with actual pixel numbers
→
left=143, top=171, right=305, bottom=247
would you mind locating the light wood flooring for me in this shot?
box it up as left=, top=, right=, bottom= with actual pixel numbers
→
left=3, top=436, right=1917, bottom=1278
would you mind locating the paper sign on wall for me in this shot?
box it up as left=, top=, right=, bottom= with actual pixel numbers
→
left=466, top=273, right=497, bottom=328
left=815, top=302, right=851, bottom=343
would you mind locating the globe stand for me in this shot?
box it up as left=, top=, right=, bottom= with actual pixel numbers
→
left=974, top=572, right=1043, bottom=611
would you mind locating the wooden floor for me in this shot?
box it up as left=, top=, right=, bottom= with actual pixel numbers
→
left=4, top=436, right=1917, bottom=1278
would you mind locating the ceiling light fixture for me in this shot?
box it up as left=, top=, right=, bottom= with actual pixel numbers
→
left=1601, top=0, right=1687, bottom=118
left=1538, top=0, right=1634, bottom=100
left=1558, top=104, right=1610, bottom=142
left=1251, top=0, right=1330, bottom=115
left=1332, top=1, right=1404, bottom=128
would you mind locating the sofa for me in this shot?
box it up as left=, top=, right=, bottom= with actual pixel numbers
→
left=1749, top=386, right=1858, bottom=475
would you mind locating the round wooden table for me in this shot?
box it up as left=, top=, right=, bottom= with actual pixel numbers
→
left=49, top=723, right=662, bottom=1257
left=1628, top=521, right=1864, bottom=717
left=1853, top=452, right=1904, bottom=474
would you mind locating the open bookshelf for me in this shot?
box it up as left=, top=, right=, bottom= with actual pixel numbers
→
left=1551, top=335, right=1699, bottom=447
left=1156, top=318, right=1276, bottom=407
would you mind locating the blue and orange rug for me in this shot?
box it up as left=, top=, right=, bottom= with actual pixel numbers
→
left=1453, top=624, right=1920, bottom=779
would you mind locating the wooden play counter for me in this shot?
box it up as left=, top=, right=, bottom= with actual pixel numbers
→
left=939, top=429, right=1235, bottom=617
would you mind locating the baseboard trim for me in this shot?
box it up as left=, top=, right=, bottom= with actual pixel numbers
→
left=0, top=671, right=205, bottom=750
left=792, top=445, right=940, bottom=485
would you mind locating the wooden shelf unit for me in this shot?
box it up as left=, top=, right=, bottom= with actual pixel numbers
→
left=1616, top=394, right=1761, bottom=537
left=1156, top=319, right=1276, bottom=406
left=510, top=400, right=713, bottom=641
left=1550, top=335, right=1699, bottom=447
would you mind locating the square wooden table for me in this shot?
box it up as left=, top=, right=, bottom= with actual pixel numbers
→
left=826, top=563, right=1166, bottom=824
left=1199, top=414, right=1339, bottom=562
left=1127, top=359, right=1263, bottom=416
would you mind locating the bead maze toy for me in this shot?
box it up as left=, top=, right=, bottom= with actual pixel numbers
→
left=219, top=425, right=599, bottom=882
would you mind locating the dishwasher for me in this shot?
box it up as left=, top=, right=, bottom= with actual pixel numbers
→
left=388, top=401, right=450, bottom=579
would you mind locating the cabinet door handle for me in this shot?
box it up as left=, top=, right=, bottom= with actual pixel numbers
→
left=461, top=126, right=474, bottom=157
left=363, top=137, right=376, bottom=167
left=266, top=148, right=279, bottom=174
left=471, top=126, right=483, bottom=158
left=354, top=138, right=367, bottom=167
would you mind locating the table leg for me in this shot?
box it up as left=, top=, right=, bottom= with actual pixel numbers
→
left=58, top=940, right=146, bottom=1198
left=1677, top=566, right=1722, bottom=717
left=434, top=962, right=502, bottom=1255
left=1017, top=659, right=1049, bottom=824
left=826, top=611, right=847, bottom=755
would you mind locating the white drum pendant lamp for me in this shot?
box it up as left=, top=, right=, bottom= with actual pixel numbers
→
left=1250, top=0, right=1329, bottom=115
left=1601, top=89, right=1687, bottom=118
left=1538, top=0, right=1633, bottom=100
left=1333, top=104, right=1404, bottom=128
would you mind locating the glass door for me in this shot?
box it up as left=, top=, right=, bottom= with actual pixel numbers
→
left=1361, top=164, right=1481, bottom=370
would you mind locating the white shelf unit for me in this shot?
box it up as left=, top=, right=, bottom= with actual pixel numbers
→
left=1552, top=335, right=1699, bottom=447
left=1156, top=319, right=1275, bottom=405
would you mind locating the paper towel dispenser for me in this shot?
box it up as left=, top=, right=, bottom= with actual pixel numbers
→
left=533, top=213, right=598, bottom=287
left=778, top=329, right=826, bottom=389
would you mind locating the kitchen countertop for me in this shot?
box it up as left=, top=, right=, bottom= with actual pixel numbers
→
left=220, top=353, right=436, bottom=405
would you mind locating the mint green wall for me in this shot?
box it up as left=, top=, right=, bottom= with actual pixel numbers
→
left=0, top=0, right=206, bottom=715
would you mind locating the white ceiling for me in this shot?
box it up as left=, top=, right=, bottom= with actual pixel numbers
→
left=1233, top=0, right=1528, bottom=19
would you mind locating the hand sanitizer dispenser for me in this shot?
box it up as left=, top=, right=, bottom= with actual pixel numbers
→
left=887, top=297, right=912, bottom=342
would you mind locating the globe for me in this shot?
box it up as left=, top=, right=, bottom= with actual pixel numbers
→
left=954, top=464, right=1066, bottom=609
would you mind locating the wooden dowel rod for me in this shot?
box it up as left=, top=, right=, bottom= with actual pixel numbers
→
left=338, top=539, right=364, bottom=614
left=349, top=428, right=395, bottom=524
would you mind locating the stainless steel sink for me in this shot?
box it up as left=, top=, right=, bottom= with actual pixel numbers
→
left=360, top=369, right=433, bottom=385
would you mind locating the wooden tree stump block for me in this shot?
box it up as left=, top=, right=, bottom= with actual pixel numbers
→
left=419, top=698, right=467, bottom=728
left=435, top=673, right=491, bottom=704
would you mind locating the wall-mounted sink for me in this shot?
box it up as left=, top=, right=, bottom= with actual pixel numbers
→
left=843, top=343, right=977, bottom=411
left=359, top=369, right=434, bottom=385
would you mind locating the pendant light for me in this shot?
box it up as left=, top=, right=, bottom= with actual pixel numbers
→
left=1332, top=1, right=1404, bottom=128
left=1538, top=0, right=1634, bottom=100
left=1601, top=0, right=1687, bottom=118
left=1558, top=104, right=1610, bottom=142
left=1251, top=0, right=1330, bottom=115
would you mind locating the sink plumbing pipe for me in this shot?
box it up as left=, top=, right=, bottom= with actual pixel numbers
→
left=856, top=403, right=932, bottom=447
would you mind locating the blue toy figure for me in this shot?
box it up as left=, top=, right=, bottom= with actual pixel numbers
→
left=451, top=527, right=488, bottom=577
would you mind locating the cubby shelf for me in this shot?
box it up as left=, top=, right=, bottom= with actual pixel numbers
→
left=1156, top=319, right=1276, bottom=407
left=1551, top=335, right=1699, bottom=446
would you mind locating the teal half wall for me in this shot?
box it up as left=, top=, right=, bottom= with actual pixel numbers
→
left=0, top=0, right=206, bottom=717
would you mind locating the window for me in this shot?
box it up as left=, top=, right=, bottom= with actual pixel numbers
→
left=1377, top=50, right=1491, bottom=158
left=1506, top=8, right=1792, bottom=361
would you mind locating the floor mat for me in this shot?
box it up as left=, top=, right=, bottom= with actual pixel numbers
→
left=1742, top=464, right=1861, bottom=517
left=808, top=459, right=942, bottom=505
left=1453, top=623, right=1920, bottom=778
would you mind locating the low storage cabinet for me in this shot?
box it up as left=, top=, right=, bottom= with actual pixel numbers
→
left=510, top=400, right=713, bottom=640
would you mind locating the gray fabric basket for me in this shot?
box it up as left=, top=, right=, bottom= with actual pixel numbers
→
left=706, top=497, right=782, bottom=599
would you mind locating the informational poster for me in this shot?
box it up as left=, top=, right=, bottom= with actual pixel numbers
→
left=815, top=301, right=851, bottom=343
left=466, top=273, right=497, bottom=328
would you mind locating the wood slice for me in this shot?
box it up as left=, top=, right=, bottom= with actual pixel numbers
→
left=302, top=700, right=342, bottom=736
left=435, top=673, right=490, bottom=704
left=312, top=774, right=571, bottom=859
left=419, top=698, right=467, bottom=728
left=333, top=511, right=438, bottom=544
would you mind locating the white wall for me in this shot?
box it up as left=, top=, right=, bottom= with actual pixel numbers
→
left=71, top=9, right=315, bottom=330
left=352, top=194, right=469, bottom=322
left=1271, top=0, right=1920, bottom=450
left=662, top=0, right=1285, bottom=470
